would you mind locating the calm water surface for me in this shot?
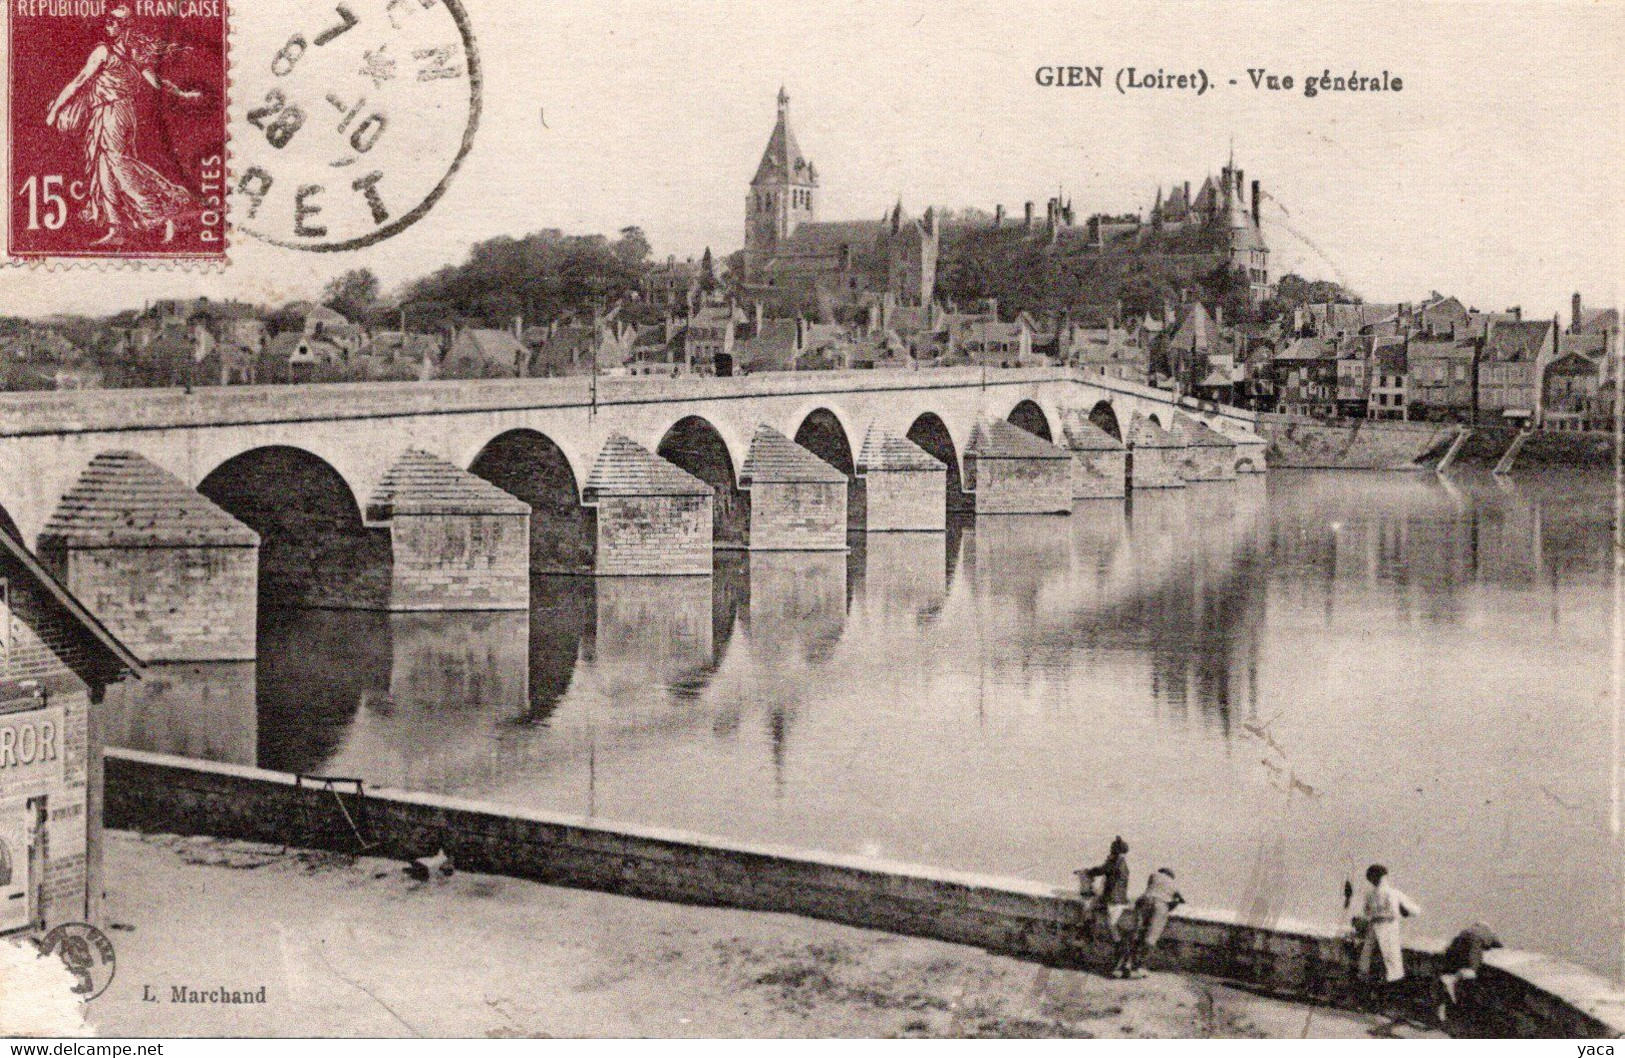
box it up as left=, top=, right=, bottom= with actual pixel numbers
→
left=107, top=470, right=1624, bottom=978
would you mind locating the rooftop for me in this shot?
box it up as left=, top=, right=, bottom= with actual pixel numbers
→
left=1127, top=413, right=1183, bottom=449
left=583, top=434, right=713, bottom=499
left=1057, top=407, right=1125, bottom=451
left=365, top=449, right=531, bottom=521
left=40, top=451, right=259, bottom=548
left=966, top=417, right=1070, bottom=460
left=856, top=424, right=944, bottom=473
left=741, top=424, right=848, bottom=484
left=1171, top=413, right=1236, bottom=449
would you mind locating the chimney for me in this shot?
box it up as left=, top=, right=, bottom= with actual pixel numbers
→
left=1236, top=168, right=1244, bottom=195
left=1509, top=306, right=1522, bottom=321
left=994, top=204, right=1004, bottom=227
left=1024, top=201, right=1034, bottom=228
left=1251, top=180, right=1261, bottom=225
left=1572, top=292, right=1582, bottom=333
left=1184, top=180, right=1191, bottom=203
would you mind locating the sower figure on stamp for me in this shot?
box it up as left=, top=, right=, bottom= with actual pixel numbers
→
left=1074, top=836, right=1131, bottom=946
left=44, top=4, right=203, bottom=245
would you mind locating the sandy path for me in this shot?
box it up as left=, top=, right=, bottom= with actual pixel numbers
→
left=84, top=831, right=1429, bottom=1038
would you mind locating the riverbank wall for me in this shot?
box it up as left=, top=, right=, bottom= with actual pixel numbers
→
left=1256, top=416, right=1458, bottom=470
left=1259, top=415, right=1618, bottom=472
left=104, top=748, right=1625, bottom=1038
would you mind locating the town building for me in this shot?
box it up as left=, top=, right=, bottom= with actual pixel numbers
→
left=0, top=527, right=139, bottom=936
left=1478, top=317, right=1557, bottom=424
left=1366, top=336, right=1409, bottom=420
left=1407, top=336, right=1478, bottom=421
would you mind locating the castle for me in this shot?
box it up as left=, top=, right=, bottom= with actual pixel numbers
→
left=739, top=89, right=939, bottom=313
left=737, top=88, right=1270, bottom=311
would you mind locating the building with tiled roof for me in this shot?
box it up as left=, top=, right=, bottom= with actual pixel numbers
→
left=964, top=418, right=1073, bottom=514
left=364, top=449, right=530, bottom=611
left=1125, top=414, right=1186, bottom=489
left=855, top=425, right=946, bottom=531
left=582, top=435, right=714, bottom=575
left=38, top=451, right=259, bottom=660
left=740, top=423, right=848, bottom=550
left=1057, top=407, right=1126, bottom=499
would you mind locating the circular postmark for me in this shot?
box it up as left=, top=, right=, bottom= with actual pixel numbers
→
left=38, top=922, right=117, bottom=1001
left=233, top=0, right=482, bottom=252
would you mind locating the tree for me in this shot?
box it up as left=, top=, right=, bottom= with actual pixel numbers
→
left=322, top=268, right=381, bottom=324
left=614, top=226, right=651, bottom=269
left=699, top=247, right=718, bottom=294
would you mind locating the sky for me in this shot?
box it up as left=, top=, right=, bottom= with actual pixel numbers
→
left=3, top=0, right=1620, bottom=320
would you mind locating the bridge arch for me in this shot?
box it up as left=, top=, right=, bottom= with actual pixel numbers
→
left=1089, top=399, right=1122, bottom=442
left=905, top=412, right=972, bottom=515
left=199, top=445, right=391, bottom=610
left=793, top=407, right=862, bottom=531
left=657, top=415, right=748, bottom=548
left=469, top=429, right=594, bottom=574
left=1006, top=398, right=1053, bottom=442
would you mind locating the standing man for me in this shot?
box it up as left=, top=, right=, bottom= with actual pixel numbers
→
left=1355, top=864, right=1422, bottom=1001
left=1075, top=836, right=1131, bottom=944
left=1115, top=868, right=1185, bottom=978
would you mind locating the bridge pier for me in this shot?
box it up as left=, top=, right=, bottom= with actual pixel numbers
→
left=1127, top=414, right=1187, bottom=489
left=1171, top=413, right=1239, bottom=482
left=37, top=451, right=260, bottom=662
left=582, top=434, right=715, bottom=576
left=1213, top=418, right=1269, bottom=473
left=854, top=426, right=946, bottom=532
left=740, top=425, right=848, bottom=551
left=1058, top=408, right=1127, bottom=499
left=964, top=418, right=1074, bottom=515
left=363, top=450, right=532, bottom=611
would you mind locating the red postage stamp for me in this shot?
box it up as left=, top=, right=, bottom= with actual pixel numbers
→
left=6, top=0, right=227, bottom=261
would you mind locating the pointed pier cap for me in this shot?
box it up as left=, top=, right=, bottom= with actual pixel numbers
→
left=40, top=450, right=259, bottom=548
left=741, top=423, right=848, bottom=485
left=366, top=449, right=530, bottom=522
left=1057, top=407, right=1126, bottom=452
left=856, top=424, right=945, bottom=473
left=967, top=417, right=1070, bottom=460
left=1172, top=412, right=1238, bottom=449
left=583, top=434, right=712, bottom=501
left=1128, top=413, right=1184, bottom=449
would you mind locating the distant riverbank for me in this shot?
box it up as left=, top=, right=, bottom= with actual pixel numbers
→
left=1258, top=415, right=1617, bottom=471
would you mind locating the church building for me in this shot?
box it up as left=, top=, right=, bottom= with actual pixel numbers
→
left=740, top=89, right=938, bottom=314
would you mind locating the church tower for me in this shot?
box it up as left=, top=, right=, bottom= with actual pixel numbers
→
left=744, top=87, right=818, bottom=283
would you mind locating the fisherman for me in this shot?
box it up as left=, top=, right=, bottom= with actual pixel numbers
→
left=1436, top=922, right=1502, bottom=1025
left=1114, top=867, right=1184, bottom=978
left=1074, top=836, right=1131, bottom=943
left=1354, top=864, right=1421, bottom=1001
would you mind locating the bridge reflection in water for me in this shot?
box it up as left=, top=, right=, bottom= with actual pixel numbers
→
left=109, top=470, right=1622, bottom=980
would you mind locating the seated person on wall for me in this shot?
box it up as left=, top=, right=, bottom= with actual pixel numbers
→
left=1113, top=868, right=1184, bottom=979
left=1436, top=922, right=1502, bottom=1027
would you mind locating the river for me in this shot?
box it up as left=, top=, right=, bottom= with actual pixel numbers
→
left=106, top=469, right=1624, bottom=979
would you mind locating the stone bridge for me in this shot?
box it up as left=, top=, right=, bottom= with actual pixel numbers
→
left=0, top=367, right=1263, bottom=662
